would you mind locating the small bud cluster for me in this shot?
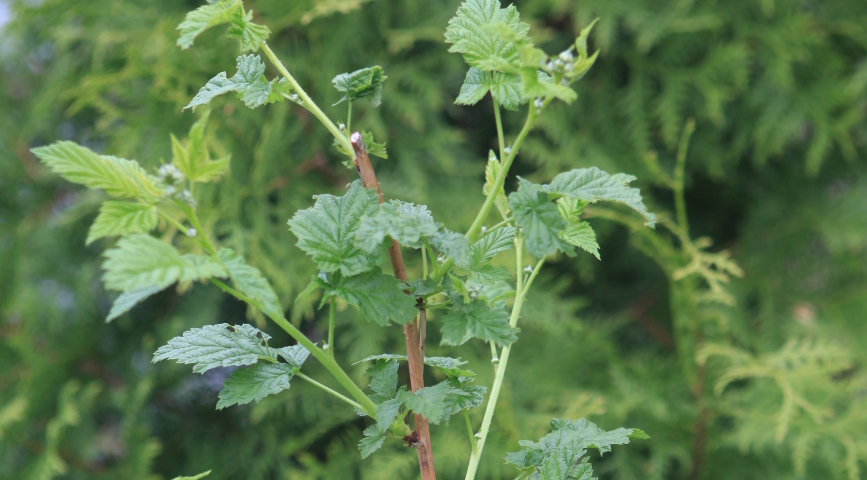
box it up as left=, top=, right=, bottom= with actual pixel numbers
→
left=468, top=284, right=483, bottom=300
left=157, top=164, right=196, bottom=208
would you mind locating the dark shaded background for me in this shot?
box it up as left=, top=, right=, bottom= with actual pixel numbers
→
left=2, top=0, right=866, bottom=479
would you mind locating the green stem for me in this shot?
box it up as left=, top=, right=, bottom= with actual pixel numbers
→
left=158, top=210, right=187, bottom=235
left=208, top=278, right=378, bottom=417
left=261, top=42, right=354, bottom=158
left=464, top=239, right=545, bottom=480
left=493, top=100, right=505, bottom=161
left=464, top=410, right=478, bottom=454
left=422, top=243, right=428, bottom=278
left=673, top=119, right=695, bottom=237
left=180, top=204, right=217, bottom=256
left=295, top=372, right=363, bottom=411
left=328, top=299, right=336, bottom=359
left=486, top=216, right=513, bottom=234
left=346, top=101, right=352, bottom=140
left=432, top=106, right=538, bottom=283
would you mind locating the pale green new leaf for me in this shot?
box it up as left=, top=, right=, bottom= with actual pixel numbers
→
left=396, top=381, right=451, bottom=425
left=467, top=226, right=515, bottom=269
left=440, top=299, right=516, bottom=347
left=367, top=360, right=399, bottom=403
left=375, top=398, right=403, bottom=432
left=324, top=271, right=417, bottom=326
left=456, top=67, right=522, bottom=110
left=226, top=10, right=270, bottom=52
left=355, top=200, right=439, bottom=252
left=216, top=363, right=294, bottom=409
left=288, top=181, right=380, bottom=276
left=185, top=55, right=288, bottom=110
left=549, top=168, right=656, bottom=226
left=509, top=178, right=574, bottom=259
left=102, top=234, right=227, bottom=291
left=31, top=142, right=163, bottom=202
left=484, top=150, right=510, bottom=217
left=86, top=201, right=158, bottom=246
left=171, top=471, right=211, bottom=480
left=332, top=66, right=387, bottom=106
left=358, top=425, right=386, bottom=459
left=171, top=111, right=230, bottom=183
left=430, top=229, right=471, bottom=264
left=176, top=0, right=242, bottom=49
left=444, top=0, right=530, bottom=70
left=106, top=285, right=167, bottom=323
left=561, top=222, right=599, bottom=260
left=153, top=323, right=277, bottom=373
left=276, top=345, right=310, bottom=368
left=217, top=248, right=283, bottom=319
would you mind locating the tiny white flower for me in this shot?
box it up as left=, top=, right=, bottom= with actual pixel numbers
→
left=523, top=265, right=534, bottom=274
left=559, top=50, right=574, bottom=63
left=186, top=228, right=197, bottom=238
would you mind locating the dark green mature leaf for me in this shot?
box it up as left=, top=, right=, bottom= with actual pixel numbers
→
left=440, top=377, right=487, bottom=425
left=217, top=248, right=283, bottom=319
left=396, top=381, right=452, bottom=425
left=355, top=200, right=439, bottom=252
left=226, top=10, right=270, bottom=52
left=445, top=0, right=530, bottom=71
left=216, top=363, right=293, bottom=409
left=509, top=178, right=574, bottom=259
left=171, top=111, right=229, bottom=183
left=102, top=234, right=227, bottom=291
left=374, top=398, right=403, bottom=432
left=31, top=142, right=163, bottom=202
left=367, top=360, right=400, bottom=402
left=106, top=285, right=167, bottom=323
left=456, top=67, right=523, bottom=110
left=506, top=418, right=648, bottom=478
left=176, top=0, right=242, bottom=49
left=358, top=425, right=386, bottom=459
left=86, top=201, right=158, bottom=246
left=324, top=271, right=417, bottom=326
left=440, top=298, right=516, bottom=347
left=332, top=66, right=387, bottom=106
left=153, top=324, right=277, bottom=373
left=288, top=181, right=380, bottom=276
left=185, top=55, right=291, bottom=110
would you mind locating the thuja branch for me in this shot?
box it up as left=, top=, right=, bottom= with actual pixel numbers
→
left=351, top=132, right=437, bottom=480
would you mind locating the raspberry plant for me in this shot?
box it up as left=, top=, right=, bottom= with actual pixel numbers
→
left=30, top=1, right=655, bottom=478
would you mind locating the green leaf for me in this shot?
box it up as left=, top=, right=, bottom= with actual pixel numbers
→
left=467, top=226, right=515, bottom=269
left=226, top=10, right=270, bottom=52
left=276, top=345, right=310, bottom=368
left=102, top=234, right=227, bottom=291
left=171, top=471, right=211, bottom=480
left=31, top=142, right=163, bottom=202
left=445, top=0, right=531, bottom=71
left=396, top=381, right=451, bottom=424
left=106, top=285, right=167, bottom=323
left=440, top=298, right=516, bottom=347
left=176, top=0, right=243, bottom=49
left=456, top=67, right=522, bottom=110
left=484, top=150, right=510, bottom=218
left=86, top=201, right=158, bottom=246
left=358, top=425, right=386, bottom=459
left=153, top=323, right=279, bottom=373
left=185, top=54, right=289, bottom=110
left=561, top=221, right=599, bottom=260
left=216, top=363, right=294, bottom=409
left=356, top=355, right=476, bottom=378
left=440, top=377, right=487, bottom=425
left=216, top=248, right=283, bottom=319
left=367, top=360, right=400, bottom=403
left=375, top=397, right=403, bottom=432
left=171, top=111, right=230, bottom=183
left=430, top=229, right=471, bottom=265
left=468, top=264, right=511, bottom=286
left=355, top=201, right=439, bottom=252
left=288, top=181, right=380, bottom=276
left=506, top=418, right=648, bottom=478
left=332, top=66, right=387, bottom=106
left=548, top=168, right=656, bottom=226
left=522, top=70, right=578, bottom=104
left=509, top=178, right=574, bottom=259
left=323, top=271, right=417, bottom=326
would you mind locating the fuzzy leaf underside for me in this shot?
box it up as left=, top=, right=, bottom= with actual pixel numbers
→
left=288, top=181, right=380, bottom=276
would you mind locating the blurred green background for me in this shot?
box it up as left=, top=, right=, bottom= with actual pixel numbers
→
left=2, top=0, right=867, bottom=479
